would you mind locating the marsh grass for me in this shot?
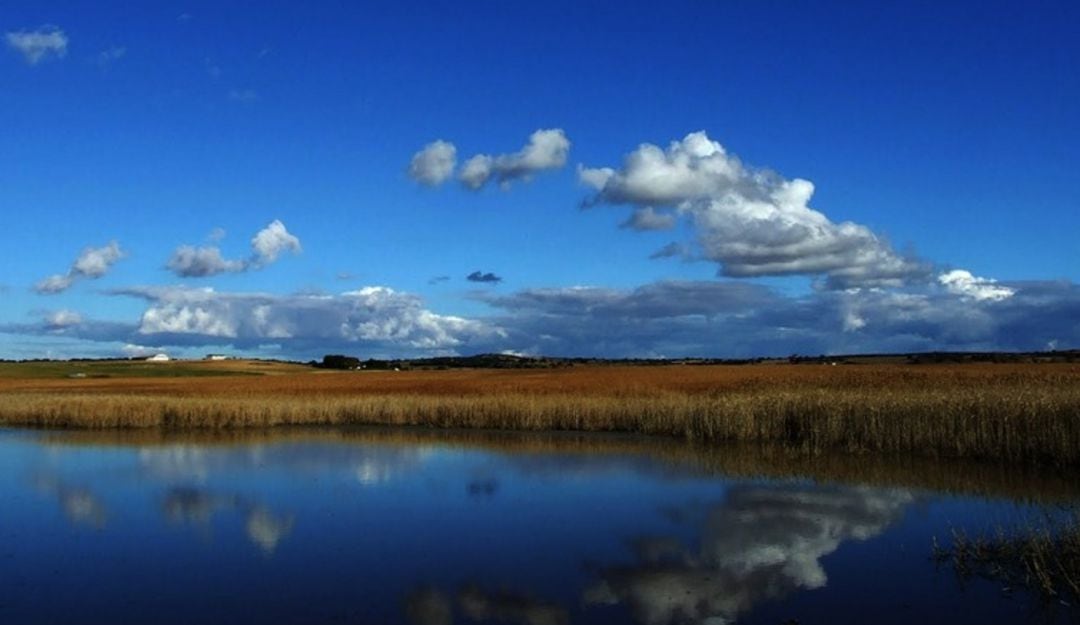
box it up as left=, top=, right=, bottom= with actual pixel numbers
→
left=3, top=369, right=1080, bottom=466
left=934, top=510, right=1080, bottom=607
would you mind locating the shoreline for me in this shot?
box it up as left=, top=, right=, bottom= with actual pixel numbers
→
left=3, top=362, right=1079, bottom=467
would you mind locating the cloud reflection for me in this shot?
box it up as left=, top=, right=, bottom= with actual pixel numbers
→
left=162, top=486, right=294, bottom=554
left=403, top=584, right=569, bottom=625
left=585, top=483, right=914, bottom=625
left=33, top=475, right=108, bottom=528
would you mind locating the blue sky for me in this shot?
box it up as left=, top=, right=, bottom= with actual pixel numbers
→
left=2, top=1, right=1078, bottom=360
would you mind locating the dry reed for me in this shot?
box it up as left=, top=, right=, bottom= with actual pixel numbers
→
left=934, top=510, right=1080, bottom=607
left=3, top=364, right=1080, bottom=467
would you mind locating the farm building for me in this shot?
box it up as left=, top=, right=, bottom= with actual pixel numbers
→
left=146, top=353, right=171, bottom=362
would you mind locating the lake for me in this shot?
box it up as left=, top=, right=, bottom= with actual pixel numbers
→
left=1, top=427, right=1076, bottom=625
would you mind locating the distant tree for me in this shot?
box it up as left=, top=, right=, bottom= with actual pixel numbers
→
left=318, top=354, right=361, bottom=370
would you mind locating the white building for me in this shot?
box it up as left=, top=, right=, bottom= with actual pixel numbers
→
left=146, top=353, right=171, bottom=362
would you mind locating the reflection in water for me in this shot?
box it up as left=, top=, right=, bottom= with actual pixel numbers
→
left=458, top=585, right=569, bottom=625
left=163, top=486, right=220, bottom=524
left=162, top=487, right=294, bottom=554
left=406, top=587, right=454, bottom=625
left=404, top=584, right=569, bottom=625
left=8, top=429, right=1077, bottom=625
left=245, top=506, right=295, bottom=554
left=33, top=475, right=108, bottom=528
left=585, top=484, right=914, bottom=625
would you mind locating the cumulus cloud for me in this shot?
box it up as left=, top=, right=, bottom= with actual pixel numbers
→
left=5, top=26, right=68, bottom=65
left=581, top=132, right=929, bottom=288
left=167, top=245, right=247, bottom=277
left=477, top=279, right=1080, bottom=358
left=460, top=129, right=570, bottom=190
left=251, top=219, right=301, bottom=265
left=938, top=269, right=1014, bottom=302
left=408, top=140, right=457, bottom=186
left=467, top=270, right=503, bottom=284
left=167, top=220, right=301, bottom=277
left=5, top=277, right=1078, bottom=359
left=622, top=207, right=676, bottom=231
left=35, top=241, right=125, bottom=294
left=44, top=310, right=83, bottom=330
left=109, top=285, right=505, bottom=354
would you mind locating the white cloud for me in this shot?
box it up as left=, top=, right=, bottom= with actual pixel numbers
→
left=166, top=220, right=301, bottom=277
left=622, top=207, right=676, bottom=231
left=460, top=129, right=570, bottom=190
left=167, top=245, right=247, bottom=277
left=6, top=278, right=1078, bottom=360
left=581, top=132, right=929, bottom=288
left=459, top=154, right=495, bottom=190
left=35, top=241, right=125, bottom=294
left=44, top=310, right=83, bottom=329
left=5, top=26, right=68, bottom=65
left=408, top=140, right=457, bottom=186
left=115, top=285, right=504, bottom=354
left=251, top=219, right=301, bottom=265
left=938, top=269, right=1014, bottom=302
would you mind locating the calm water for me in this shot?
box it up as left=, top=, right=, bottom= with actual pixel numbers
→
left=1, top=427, right=1077, bottom=625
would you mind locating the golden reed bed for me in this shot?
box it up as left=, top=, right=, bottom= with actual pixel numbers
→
left=2, top=363, right=1079, bottom=467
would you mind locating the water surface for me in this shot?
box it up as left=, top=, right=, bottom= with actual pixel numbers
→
left=1, top=427, right=1076, bottom=625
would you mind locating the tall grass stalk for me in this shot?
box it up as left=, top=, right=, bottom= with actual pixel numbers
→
left=3, top=383, right=1079, bottom=466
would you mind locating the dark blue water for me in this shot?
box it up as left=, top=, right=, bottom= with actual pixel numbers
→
left=0, top=427, right=1076, bottom=625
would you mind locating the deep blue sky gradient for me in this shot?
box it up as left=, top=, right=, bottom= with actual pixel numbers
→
left=2, top=1, right=1077, bottom=358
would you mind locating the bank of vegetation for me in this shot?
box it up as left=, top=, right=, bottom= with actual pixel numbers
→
left=2, top=362, right=1079, bottom=467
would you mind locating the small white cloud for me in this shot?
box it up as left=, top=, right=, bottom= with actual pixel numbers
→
left=408, top=140, right=457, bottom=186
left=167, top=245, right=247, bottom=277
left=459, top=129, right=571, bottom=191
left=938, top=269, right=1015, bottom=302
left=5, top=26, right=68, bottom=65
left=35, top=241, right=125, bottom=294
left=251, top=219, right=301, bottom=265
left=166, top=220, right=301, bottom=278
left=459, top=154, right=494, bottom=190
left=45, top=310, right=83, bottom=329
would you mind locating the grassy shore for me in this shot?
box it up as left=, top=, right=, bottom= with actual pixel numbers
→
left=2, top=361, right=1079, bottom=467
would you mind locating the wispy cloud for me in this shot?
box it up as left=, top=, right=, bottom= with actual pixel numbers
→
left=95, top=45, right=126, bottom=67
left=5, top=25, right=68, bottom=65
left=34, top=241, right=125, bottom=294
left=228, top=89, right=259, bottom=103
